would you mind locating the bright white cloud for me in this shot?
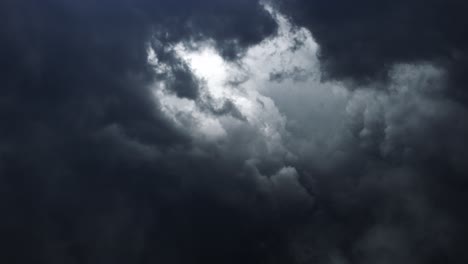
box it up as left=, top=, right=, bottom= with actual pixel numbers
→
left=149, top=5, right=463, bottom=180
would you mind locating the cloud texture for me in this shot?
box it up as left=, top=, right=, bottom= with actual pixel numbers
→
left=1, top=1, right=468, bottom=263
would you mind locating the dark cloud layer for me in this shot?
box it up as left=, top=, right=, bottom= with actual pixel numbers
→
left=1, top=0, right=468, bottom=264
left=275, top=0, right=468, bottom=94
left=0, top=0, right=287, bottom=263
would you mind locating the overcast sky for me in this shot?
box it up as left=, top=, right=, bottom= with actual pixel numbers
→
left=1, top=1, right=468, bottom=263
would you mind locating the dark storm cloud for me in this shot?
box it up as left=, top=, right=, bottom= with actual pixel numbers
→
left=274, top=0, right=468, bottom=93
left=2, top=0, right=468, bottom=263
left=0, top=1, right=304, bottom=263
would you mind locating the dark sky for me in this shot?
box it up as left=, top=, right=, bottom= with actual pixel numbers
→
left=1, top=0, right=468, bottom=263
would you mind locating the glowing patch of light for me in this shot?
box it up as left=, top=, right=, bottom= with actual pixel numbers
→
left=175, top=46, right=227, bottom=99
left=149, top=7, right=320, bottom=149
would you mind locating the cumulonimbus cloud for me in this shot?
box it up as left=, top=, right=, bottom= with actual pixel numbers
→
left=1, top=1, right=468, bottom=263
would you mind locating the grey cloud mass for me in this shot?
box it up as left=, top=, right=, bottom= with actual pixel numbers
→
left=274, top=0, right=468, bottom=103
left=1, top=1, right=468, bottom=264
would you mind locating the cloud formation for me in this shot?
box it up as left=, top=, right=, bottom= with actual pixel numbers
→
left=1, top=1, right=468, bottom=264
left=274, top=0, right=468, bottom=98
